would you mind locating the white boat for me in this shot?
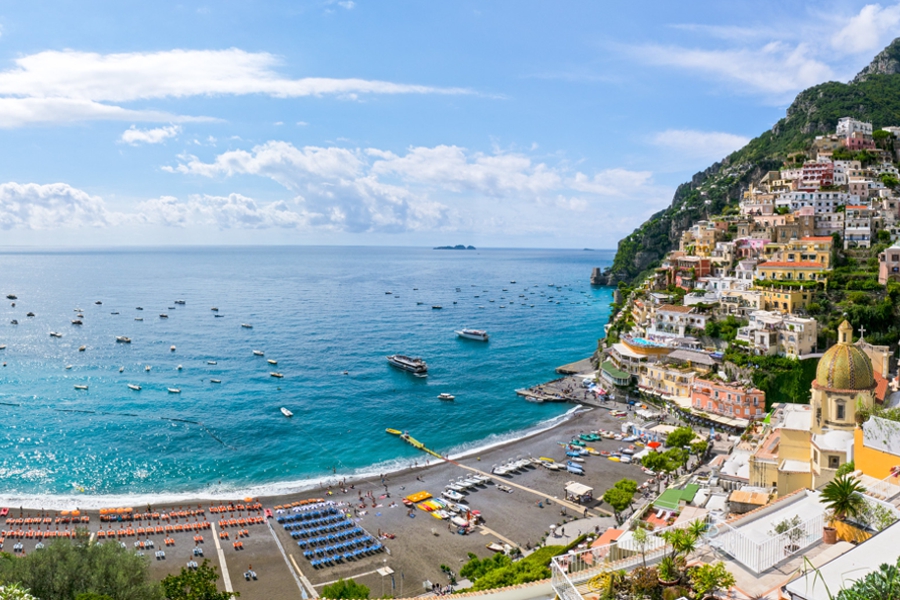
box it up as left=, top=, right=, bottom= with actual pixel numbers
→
left=252, top=350, right=264, bottom=356
left=281, top=407, right=293, bottom=418
left=496, top=484, right=513, bottom=493
left=50, top=332, right=62, bottom=338
left=74, top=385, right=88, bottom=390
left=270, top=372, right=284, bottom=378
left=65, top=365, right=73, bottom=370
left=0, top=345, right=5, bottom=350
left=71, top=319, right=82, bottom=325
left=455, top=328, right=489, bottom=342
left=386, top=355, right=427, bottom=375
left=128, top=384, right=141, bottom=391
left=168, top=388, right=181, bottom=394
left=145, top=365, right=151, bottom=372
left=119, top=366, right=124, bottom=373
left=210, top=379, right=222, bottom=383
left=78, top=345, right=86, bottom=352
left=437, top=393, right=455, bottom=401
left=267, top=359, right=277, bottom=365
left=241, top=323, right=252, bottom=329
left=207, top=361, right=217, bottom=365
left=176, top=365, right=183, bottom=370
left=447, top=483, right=466, bottom=492
left=432, top=305, right=442, bottom=310
left=441, top=489, right=466, bottom=502
left=170, top=345, right=176, bottom=352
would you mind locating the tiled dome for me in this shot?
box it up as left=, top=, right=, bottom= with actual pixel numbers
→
left=815, top=320, right=875, bottom=391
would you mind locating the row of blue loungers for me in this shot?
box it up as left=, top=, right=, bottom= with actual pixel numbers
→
left=302, top=537, right=384, bottom=568
left=279, top=503, right=383, bottom=568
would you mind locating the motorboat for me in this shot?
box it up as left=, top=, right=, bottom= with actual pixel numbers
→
left=159, top=314, right=168, bottom=319
left=177, top=365, right=183, bottom=370
left=497, top=484, right=513, bottom=493
left=207, top=361, right=217, bottom=365
left=168, top=388, right=181, bottom=394
left=50, top=332, right=62, bottom=338
left=446, top=483, right=466, bottom=492
left=127, top=384, right=141, bottom=391
left=0, top=345, right=5, bottom=350
left=145, top=365, right=151, bottom=372
left=170, top=345, right=176, bottom=352
left=95, top=301, right=102, bottom=305
left=267, top=359, right=277, bottom=365
left=432, top=305, right=442, bottom=310
left=386, top=355, right=428, bottom=375
left=10, top=320, right=17, bottom=325
left=78, top=345, right=86, bottom=352
left=441, top=489, right=466, bottom=502
left=110, top=312, right=119, bottom=315
left=241, top=323, right=252, bottom=329
left=134, top=318, right=143, bottom=321
left=119, top=366, right=124, bottom=373
left=214, top=314, right=224, bottom=318
left=281, top=407, right=293, bottom=418
left=210, top=379, right=222, bottom=384
left=26, top=312, right=34, bottom=317
left=65, top=365, right=73, bottom=370
left=74, top=385, right=88, bottom=390
left=270, top=372, right=284, bottom=378
left=116, top=336, right=131, bottom=343
left=455, top=329, right=489, bottom=342
left=437, top=393, right=455, bottom=401
left=136, top=307, right=143, bottom=311
left=210, top=307, right=218, bottom=312
left=71, top=319, right=83, bottom=325
left=6, top=294, right=16, bottom=300
left=168, top=306, right=175, bottom=310
left=175, top=300, right=186, bottom=305
left=253, top=350, right=264, bottom=356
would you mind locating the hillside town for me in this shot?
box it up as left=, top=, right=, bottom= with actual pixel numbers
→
left=549, top=117, right=900, bottom=600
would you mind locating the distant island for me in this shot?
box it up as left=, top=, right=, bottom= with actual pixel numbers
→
left=433, top=244, right=476, bottom=250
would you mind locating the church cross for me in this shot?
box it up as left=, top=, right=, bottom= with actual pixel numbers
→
left=859, top=325, right=866, bottom=340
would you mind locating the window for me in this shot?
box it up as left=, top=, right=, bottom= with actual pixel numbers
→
left=836, top=402, right=845, bottom=421
left=829, top=456, right=840, bottom=469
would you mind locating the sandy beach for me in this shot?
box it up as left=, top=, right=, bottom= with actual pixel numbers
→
left=3, top=396, right=661, bottom=598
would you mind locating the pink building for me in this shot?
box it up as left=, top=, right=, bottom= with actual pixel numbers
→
left=691, top=379, right=766, bottom=421
left=842, top=132, right=876, bottom=151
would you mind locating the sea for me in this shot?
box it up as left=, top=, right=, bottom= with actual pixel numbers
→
left=0, top=246, right=613, bottom=507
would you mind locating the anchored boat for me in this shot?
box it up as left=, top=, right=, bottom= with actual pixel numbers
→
left=386, top=354, right=427, bottom=375
left=455, top=328, right=489, bottom=342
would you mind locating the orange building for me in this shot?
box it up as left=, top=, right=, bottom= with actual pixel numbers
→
left=691, top=379, right=766, bottom=421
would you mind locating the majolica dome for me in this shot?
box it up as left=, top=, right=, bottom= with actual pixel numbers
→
left=815, top=320, right=875, bottom=391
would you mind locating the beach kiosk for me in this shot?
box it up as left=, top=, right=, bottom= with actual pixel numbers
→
left=565, top=481, right=593, bottom=503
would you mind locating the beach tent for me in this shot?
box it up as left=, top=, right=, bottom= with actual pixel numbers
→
left=565, top=481, right=593, bottom=501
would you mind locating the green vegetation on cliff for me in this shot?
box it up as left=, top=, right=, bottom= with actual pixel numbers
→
left=608, top=38, right=900, bottom=286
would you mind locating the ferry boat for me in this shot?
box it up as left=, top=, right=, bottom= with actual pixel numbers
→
left=455, top=328, right=489, bottom=342
left=437, top=393, right=455, bottom=401
left=386, top=354, right=428, bottom=375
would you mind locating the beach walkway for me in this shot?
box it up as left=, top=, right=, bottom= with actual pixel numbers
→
left=555, top=357, right=594, bottom=375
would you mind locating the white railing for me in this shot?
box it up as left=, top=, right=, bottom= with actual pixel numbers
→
left=867, top=474, right=900, bottom=501
left=711, top=512, right=824, bottom=574
left=549, top=516, right=707, bottom=600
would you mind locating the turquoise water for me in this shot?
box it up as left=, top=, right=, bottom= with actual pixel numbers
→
left=0, top=246, right=612, bottom=506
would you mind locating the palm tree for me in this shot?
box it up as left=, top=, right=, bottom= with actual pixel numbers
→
left=821, top=475, right=866, bottom=523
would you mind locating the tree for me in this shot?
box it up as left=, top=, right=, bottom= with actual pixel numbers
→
left=321, top=579, right=370, bottom=599
left=666, top=427, right=695, bottom=449
left=161, top=560, right=234, bottom=600
left=690, top=440, right=709, bottom=457
left=821, top=475, right=867, bottom=523
left=0, top=584, right=38, bottom=600
left=632, top=527, right=650, bottom=569
left=835, top=461, right=855, bottom=478
left=880, top=173, right=900, bottom=188
left=75, top=595, right=114, bottom=600
left=837, top=557, right=900, bottom=600
left=602, top=487, right=635, bottom=523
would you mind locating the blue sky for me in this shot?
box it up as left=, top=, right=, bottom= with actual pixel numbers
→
left=0, top=1, right=896, bottom=248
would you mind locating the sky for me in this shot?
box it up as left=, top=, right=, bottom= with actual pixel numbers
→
left=0, top=1, right=897, bottom=248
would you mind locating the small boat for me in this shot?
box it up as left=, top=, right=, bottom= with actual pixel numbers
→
left=385, top=428, right=402, bottom=435
left=78, top=345, right=86, bottom=352
left=177, top=365, right=183, bottom=370
left=119, top=366, right=124, bottom=373
left=441, top=489, right=466, bottom=502
left=432, top=305, right=442, bottom=310
left=128, top=384, right=141, bottom=391
left=116, top=336, right=131, bottom=343
left=136, top=307, right=143, bottom=311
left=386, top=355, right=428, bottom=375
left=26, top=312, right=34, bottom=317
left=455, top=329, right=489, bottom=342
left=437, top=393, right=455, bottom=401
left=416, top=301, right=423, bottom=305
left=510, top=280, right=516, bottom=283
left=65, top=365, right=73, bottom=370
left=10, top=320, right=17, bottom=325
left=168, top=388, right=181, bottom=394
left=270, top=372, right=284, bottom=378
left=50, top=332, right=62, bottom=338
left=71, top=319, right=83, bottom=325
left=210, top=379, right=222, bottom=384
left=241, top=323, right=252, bottom=329
left=252, top=350, right=264, bottom=356
left=497, top=484, right=513, bottom=493
left=280, top=407, right=293, bottom=418
left=267, top=359, right=277, bottom=365
left=174, top=300, right=186, bottom=305
left=95, top=301, right=102, bottom=305
left=6, top=294, right=16, bottom=300
left=385, top=291, right=392, bottom=295
left=145, top=365, right=151, bottom=372
left=74, top=385, right=88, bottom=390
left=210, top=307, right=218, bottom=312
left=214, top=314, right=224, bottom=318
left=168, top=306, right=175, bottom=310
left=110, top=312, right=119, bottom=315
left=207, top=361, right=217, bottom=365
left=0, top=345, right=5, bottom=350
left=159, top=314, right=168, bottom=319
left=134, top=318, right=143, bottom=321
left=170, top=345, right=176, bottom=352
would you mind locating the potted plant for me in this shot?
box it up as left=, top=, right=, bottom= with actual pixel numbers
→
left=658, top=555, right=680, bottom=586
left=821, top=475, right=866, bottom=543
left=689, top=561, right=736, bottom=599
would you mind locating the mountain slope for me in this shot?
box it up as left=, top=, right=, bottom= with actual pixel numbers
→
left=606, top=38, right=900, bottom=286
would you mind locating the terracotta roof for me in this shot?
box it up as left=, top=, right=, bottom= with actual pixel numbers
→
left=875, top=370, right=889, bottom=403
left=846, top=205, right=870, bottom=210
left=657, top=304, right=694, bottom=313
left=592, top=528, right=623, bottom=548
left=757, top=261, right=826, bottom=268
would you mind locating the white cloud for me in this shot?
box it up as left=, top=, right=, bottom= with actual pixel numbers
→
left=570, top=168, right=653, bottom=196
left=296, top=121, right=309, bottom=126
left=121, top=124, right=181, bottom=145
left=0, top=182, right=113, bottom=229
left=137, top=194, right=306, bottom=229
left=338, top=1, right=355, bottom=8
left=0, top=49, right=473, bottom=126
left=650, top=129, right=750, bottom=162
left=832, top=3, right=900, bottom=54
left=627, top=41, right=833, bottom=96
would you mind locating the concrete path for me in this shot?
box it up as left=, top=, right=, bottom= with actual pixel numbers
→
left=265, top=519, right=314, bottom=598
left=210, top=523, right=235, bottom=598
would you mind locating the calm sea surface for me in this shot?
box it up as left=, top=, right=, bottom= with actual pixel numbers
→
left=0, top=246, right=612, bottom=505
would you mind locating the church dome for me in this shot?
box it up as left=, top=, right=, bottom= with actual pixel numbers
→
left=815, top=320, right=875, bottom=391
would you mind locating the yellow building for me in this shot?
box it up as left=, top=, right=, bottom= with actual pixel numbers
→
left=758, top=287, right=816, bottom=313
left=755, top=261, right=828, bottom=283
left=762, top=321, right=877, bottom=497
left=854, top=422, right=900, bottom=481
left=637, top=363, right=698, bottom=408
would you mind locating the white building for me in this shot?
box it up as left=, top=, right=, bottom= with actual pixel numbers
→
left=776, top=192, right=859, bottom=214
left=836, top=117, right=873, bottom=138
left=648, top=304, right=710, bottom=338
left=736, top=310, right=818, bottom=357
